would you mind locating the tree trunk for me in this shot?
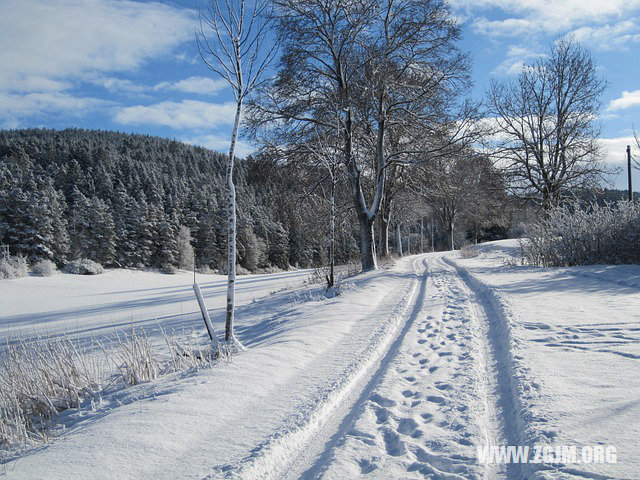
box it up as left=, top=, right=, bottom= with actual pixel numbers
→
left=378, top=206, right=390, bottom=257
left=359, top=215, right=377, bottom=271
left=225, top=98, right=243, bottom=349
left=328, top=179, right=335, bottom=288
left=396, top=223, right=403, bottom=256
left=448, top=221, right=455, bottom=251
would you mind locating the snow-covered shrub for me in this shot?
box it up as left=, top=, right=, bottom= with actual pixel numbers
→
left=63, top=259, right=104, bottom=275
left=0, top=327, right=216, bottom=453
left=160, top=262, right=178, bottom=274
left=0, top=255, right=28, bottom=280
left=459, top=245, right=479, bottom=259
left=114, top=329, right=159, bottom=386
left=522, top=201, right=640, bottom=267
left=31, top=259, right=57, bottom=277
left=0, top=338, right=103, bottom=448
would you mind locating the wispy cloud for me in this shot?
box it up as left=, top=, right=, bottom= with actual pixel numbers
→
left=607, top=90, right=640, bottom=111
left=154, top=77, right=229, bottom=95
left=452, top=0, right=640, bottom=40
left=0, top=0, right=195, bottom=123
left=0, top=92, right=111, bottom=124
left=571, top=20, right=640, bottom=50
left=493, top=45, right=545, bottom=75
left=114, top=100, right=237, bottom=130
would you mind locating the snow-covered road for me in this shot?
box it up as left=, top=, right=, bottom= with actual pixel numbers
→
left=2, top=242, right=639, bottom=479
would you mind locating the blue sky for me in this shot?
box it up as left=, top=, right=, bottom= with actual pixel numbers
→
left=1, top=0, right=639, bottom=189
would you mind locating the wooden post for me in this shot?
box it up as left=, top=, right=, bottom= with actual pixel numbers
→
left=193, top=283, right=220, bottom=350
left=628, top=145, right=633, bottom=202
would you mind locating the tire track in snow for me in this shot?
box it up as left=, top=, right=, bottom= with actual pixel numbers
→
left=213, top=256, right=427, bottom=479
left=443, top=255, right=537, bottom=480
left=294, top=256, right=431, bottom=479
left=317, top=253, right=510, bottom=480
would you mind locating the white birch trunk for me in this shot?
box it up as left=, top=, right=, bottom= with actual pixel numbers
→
left=396, top=223, right=403, bottom=256
left=225, top=98, right=243, bottom=350
left=328, top=179, right=335, bottom=288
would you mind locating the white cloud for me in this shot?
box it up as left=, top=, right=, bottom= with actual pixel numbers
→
left=451, top=0, right=640, bottom=38
left=571, top=20, right=640, bottom=50
left=493, top=45, right=545, bottom=75
left=154, top=77, right=229, bottom=95
left=473, top=17, right=531, bottom=37
left=90, top=76, right=147, bottom=94
left=0, top=92, right=111, bottom=121
left=185, top=134, right=254, bottom=157
left=607, top=90, right=640, bottom=111
left=600, top=136, right=636, bottom=164
left=0, top=0, right=195, bottom=91
left=114, top=100, right=237, bottom=129
left=0, top=0, right=195, bottom=122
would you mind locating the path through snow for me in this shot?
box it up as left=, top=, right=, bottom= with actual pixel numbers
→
left=2, top=243, right=638, bottom=480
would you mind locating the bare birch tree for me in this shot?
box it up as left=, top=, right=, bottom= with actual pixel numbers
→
left=197, top=0, right=275, bottom=350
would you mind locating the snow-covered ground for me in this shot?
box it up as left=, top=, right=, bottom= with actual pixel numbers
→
left=1, top=242, right=639, bottom=479
left=0, top=268, right=312, bottom=343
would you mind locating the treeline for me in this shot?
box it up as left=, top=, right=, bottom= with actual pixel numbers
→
left=0, top=128, right=363, bottom=272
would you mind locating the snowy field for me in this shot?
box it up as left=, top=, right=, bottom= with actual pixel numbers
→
left=0, top=268, right=312, bottom=343
left=1, top=241, right=639, bottom=479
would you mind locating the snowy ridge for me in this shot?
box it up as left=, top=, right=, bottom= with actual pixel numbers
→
left=212, top=258, right=425, bottom=479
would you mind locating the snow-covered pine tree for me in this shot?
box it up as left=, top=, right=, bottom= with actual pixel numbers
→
left=176, top=225, right=195, bottom=271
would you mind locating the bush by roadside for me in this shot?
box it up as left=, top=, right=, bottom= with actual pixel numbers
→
left=521, top=201, right=640, bottom=267
left=31, top=259, right=57, bottom=277
left=0, top=255, right=28, bottom=279
left=63, top=259, right=104, bottom=275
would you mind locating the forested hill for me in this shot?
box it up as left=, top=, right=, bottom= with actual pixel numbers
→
left=0, top=128, right=354, bottom=272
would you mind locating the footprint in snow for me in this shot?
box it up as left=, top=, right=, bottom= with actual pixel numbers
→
left=428, top=366, right=439, bottom=373
left=426, top=395, right=446, bottom=404
left=402, top=389, right=418, bottom=398
left=372, top=405, right=390, bottom=424
left=357, top=458, right=377, bottom=474
left=371, top=393, right=396, bottom=408
left=420, top=412, right=433, bottom=422
left=397, top=417, right=422, bottom=438
left=435, top=382, right=451, bottom=391
left=383, top=429, right=407, bottom=456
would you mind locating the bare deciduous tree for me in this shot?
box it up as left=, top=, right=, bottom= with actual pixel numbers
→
left=415, top=151, right=505, bottom=250
left=488, top=37, right=609, bottom=209
left=251, top=0, right=471, bottom=271
left=197, top=0, right=275, bottom=350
